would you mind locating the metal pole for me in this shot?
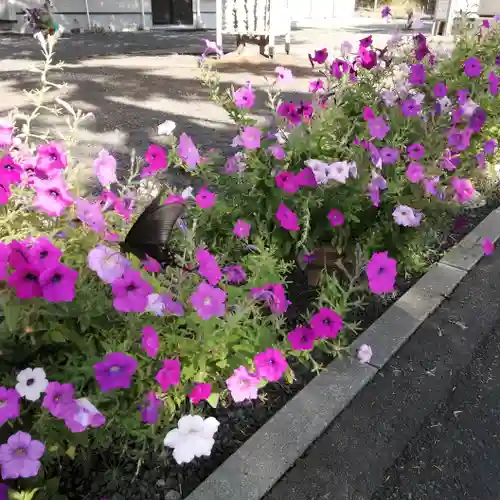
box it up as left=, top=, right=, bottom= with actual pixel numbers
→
left=84, top=0, right=92, bottom=29
left=140, top=0, right=146, bottom=29
left=216, top=0, right=223, bottom=47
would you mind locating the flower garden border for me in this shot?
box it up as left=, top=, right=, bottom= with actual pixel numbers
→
left=183, top=206, right=500, bottom=500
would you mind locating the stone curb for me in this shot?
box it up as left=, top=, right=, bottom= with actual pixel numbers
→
left=185, top=207, right=500, bottom=500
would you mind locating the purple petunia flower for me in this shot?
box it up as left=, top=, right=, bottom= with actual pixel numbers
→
left=64, top=398, right=105, bottom=433
left=409, top=63, right=426, bottom=86
left=93, top=352, right=138, bottom=392
left=310, top=308, right=343, bottom=339
left=42, top=382, right=76, bottom=419
left=223, top=264, right=247, bottom=284
left=189, top=282, right=226, bottom=320
left=156, top=359, right=181, bottom=392
left=250, top=283, right=289, bottom=314
left=484, top=139, right=497, bottom=154
left=0, top=431, right=45, bottom=479
left=141, top=326, right=160, bottom=357
left=380, top=147, right=400, bottom=165
left=463, top=57, right=482, bottom=78
left=39, top=262, right=79, bottom=303
left=140, top=391, right=162, bottom=424
left=111, top=268, right=154, bottom=313
left=407, top=143, right=425, bottom=160
left=0, top=388, right=20, bottom=426
left=401, top=99, right=421, bottom=117
left=287, top=326, right=316, bottom=351
left=367, top=117, right=390, bottom=139
left=433, top=82, right=447, bottom=98
left=162, top=293, right=184, bottom=316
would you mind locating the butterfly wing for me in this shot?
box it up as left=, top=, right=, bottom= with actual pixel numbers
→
left=122, top=199, right=185, bottom=263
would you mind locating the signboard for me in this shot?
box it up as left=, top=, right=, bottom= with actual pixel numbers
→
left=434, top=0, right=453, bottom=20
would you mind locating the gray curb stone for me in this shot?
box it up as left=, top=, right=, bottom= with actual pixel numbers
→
left=185, top=208, right=500, bottom=500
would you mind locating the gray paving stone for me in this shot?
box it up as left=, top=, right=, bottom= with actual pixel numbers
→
left=441, top=208, right=500, bottom=271
left=185, top=356, right=377, bottom=500
left=350, top=262, right=467, bottom=368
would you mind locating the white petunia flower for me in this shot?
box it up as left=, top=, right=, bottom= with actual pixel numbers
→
left=381, top=90, right=398, bottom=107
left=392, top=205, right=422, bottom=227
left=157, top=120, right=176, bottom=136
left=357, top=344, right=373, bottom=364
left=304, top=159, right=329, bottom=185
left=181, top=186, right=194, bottom=199
left=146, top=293, right=165, bottom=316
left=461, top=98, right=479, bottom=118
left=16, top=367, right=48, bottom=401
left=164, top=415, right=220, bottom=465
left=326, top=161, right=351, bottom=184
left=437, top=96, right=453, bottom=113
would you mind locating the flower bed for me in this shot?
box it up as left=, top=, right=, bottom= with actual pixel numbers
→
left=0, top=19, right=499, bottom=500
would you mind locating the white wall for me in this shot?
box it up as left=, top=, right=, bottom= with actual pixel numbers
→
left=478, top=0, right=498, bottom=16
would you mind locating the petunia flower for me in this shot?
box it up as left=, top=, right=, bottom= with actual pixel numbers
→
left=406, top=162, right=425, bottom=183
left=401, top=99, right=421, bottom=117
left=287, top=326, right=315, bottom=351
left=28, top=237, right=62, bottom=268
left=162, top=293, right=184, bottom=316
left=308, top=48, right=328, bottom=65
left=35, top=142, right=67, bottom=176
left=75, top=198, right=107, bottom=234
left=178, top=133, right=200, bottom=170
left=15, top=368, right=48, bottom=402
left=233, top=84, right=255, bottom=109
left=223, top=264, right=247, bottom=284
left=463, top=57, right=482, bottom=78
left=195, top=186, right=216, bottom=209
left=0, top=388, right=20, bottom=426
left=141, top=326, right=160, bottom=357
left=195, top=248, right=222, bottom=285
left=139, top=391, right=162, bottom=424
left=141, top=144, right=167, bottom=178
left=0, top=431, right=45, bottom=480
left=111, top=268, right=154, bottom=313
left=143, top=254, right=161, bottom=273
left=39, top=263, right=78, bottom=303
left=327, top=208, right=344, bottom=227
left=357, top=344, right=373, bottom=364
left=42, top=382, right=76, bottom=419
left=0, top=118, right=13, bottom=149
left=326, top=161, right=351, bottom=183
left=87, top=245, right=129, bottom=284
left=407, top=143, right=425, bottom=160
left=250, top=283, right=289, bottom=314
left=392, top=205, right=422, bottom=227
left=93, top=149, right=117, bottom=187
left=451, top=177, right=475, bottom=204
left=367, top=117, right=390, bottom=139
left=64, top=397, right=105, bottom=433
left=164, top=415, right=220, bottom=465
left=483, top=238, right=495, bottom=256
left=275, top=202, right=300, bottom=231
left=309, top=308, right=343, bottom=339
left=275, top=66, right=293, bottom=83
left=156, top=359, right=181, bottom=392
left=239, top=126, right=261, bottom=150
left=189, top=383, right=212, bottom=405
left=275, top=171, right=299, bottom=193
left=33, top=176, right=73, bottom=217
left=380, top=147, right=400, bottom=165
left=226, top=366, right=260, bottom=403
left=189, top=282, right=226, bottom=320
left=366, top=251, right=397, bottom=294
left=233, top=220, right=251, bottom=239
left=254, top=348, right=288, bottom=382
left=7, top=265, right=43, bottom=300
left=93, top=352, right=138, bottom=392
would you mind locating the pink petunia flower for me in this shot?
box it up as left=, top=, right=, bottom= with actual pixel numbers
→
left=226, top=366, right=260, bottom=403
left=327, top=208, right=344, bottom=227
left=233, top=220, right=251, bottom=239
left=189, top=383, right=212, bottom=405
left=239, top=126, right=261, bottom=150
left=275, top=202, right=300, bottom=231
left=141, top=144, right=167, bottom=177
left=111, top=268, right=154, bottom=313
left=275, top=66, right=293, bottom=83
left=366, top=251, right=397, bottom=294
left=141, top=326, right=160, bottom=357
left=195, top=248, right=222, bottom=285
left=39, top=263, right=78, bottom=303
left=35, top=142, right=67, bottom=177
left=178, top=133, right=200, bottom=170
left=288, top=326, right=316, bottom=351
left=93, top=149, right=117, bottom=187
left=189, top=282, right=226, bottom=320
left=42, top=382, right=76, bottom=419
left=310, top=308, right=343, bottom=339
left=156, top=359, right=181, bottom=392
left=139, top=391, right=162, bottom=424
left=250, top=283, right=289, bottom=314
left=33, top=176, right=73, bottom=217
left=482, top=238, right=495, bottom=256
left=275, top=171, right=299, bottom=193
left=254, top=348, right=288, bottom=382
left=233, top=84, right=255, bottom=109
left=195, top=186, right=216, bottom=209
left=0, top=388, right=20, bottom=426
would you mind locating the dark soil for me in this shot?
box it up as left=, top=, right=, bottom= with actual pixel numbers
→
left=58, top=198, right=500, bottom=500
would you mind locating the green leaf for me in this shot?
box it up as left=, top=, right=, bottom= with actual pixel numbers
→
left=4, top=302, right=21, bottom=332
left=65, top=445, right=76, bottom=460
left=48, top=329, right=66, bottom=343
left=206, top=392, right=220, bottom=408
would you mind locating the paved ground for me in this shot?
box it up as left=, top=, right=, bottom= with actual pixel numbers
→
left=0, top=20, right=437, bottom=179
left=265, top=247, right=500, bottom=500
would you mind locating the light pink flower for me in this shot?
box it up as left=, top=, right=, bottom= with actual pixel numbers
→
left=226, top=366, right=260, bottom=403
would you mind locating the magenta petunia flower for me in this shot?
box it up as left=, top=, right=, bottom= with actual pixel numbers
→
left=0, top=243, right=10, bottom=281
left=143, top=254, right=161, bottom=273
left=250, top=283, right=289, bottom=314
left=141, top=326, right=160, bottom=357
left=35, top=142, right=67, bottom=176
left=140, top=391, right=162, bottom=424
left=33, top=176, right=73, bottom=217
left=433, top=82, right=447, bottom=98
left=309, top=48, right=328, bottom=65
left=380, top=147, right=400, bottom=165
left=93, top=352, right=138, bottom=392
left=275, top=171, right=299, bottom=194
left=226, top=366, right=260, bottom=403
left=178, top=133, right=200, bottom=170
left=42, top=382, right=76, bottom=419
left=309, top=78, right=324, bottom=92
left=483, top=238, right=495, bottom=256
left=28, top=237, right=62, bottom=268
left=75, top=198, right=107, bottom=234
left=189, top=383, right=211, bottom=405
left=7, top=240, right=30, bottom=270
left=93, top=149, right=117, bottom=187
left=409, top=63, right=426, bottom=86
left=0, top=388, right=20, bottom=426
left=111, top=268, right=153, bottom=313
left=275, top=202, right=300, bottom=231
left=367, top=117, right=389, bottom=139
left=155, top=359, right=181, bottom=392
left=358, top=48, right=377, bottom=70
left=233, top=84, right=255, bottom=109
left=463, top=57, right=482, bottom=78
left=310, top=308, right=343, bottom=339
left=451, top=177, right=475, bottom=204
left=401, top=99, right=421, bottom=117
left=233, top=220, right=251, bottom=239
left=0, top=155, right=22, bottom=184
left=366, top=251, right=397, bottom=294
left=407, top=143, right=425, bottom=160
left=223, top=264, right=247, bottom=284
left=275, top=66, right=293, bottom=83
left=0, top=431, right=45, bottom=480
left=141, top=144, right=167, bottom=177
left=489, top=71, right=499, bottom=96
left=296, top=167, right=318, bottom=188
left=327, top=208, right=344, bottom=227
left=39, top=262, right=78, bottom=303
left=406, top=162, right=425, bottom=183
left=239, top=126, right=261, bottom=150
left=254, top=348, right=288, bottom=382
left=195, top=248, right=222, bottom=285
left=7, top=265, right=42, bottom=299
left=287, top=326, right=316, bottom=351
left=99, top=190, right=132, bottom=220
left=195, top=186, right=216, bottom=209
left=189, top=282, right=226, bottom=320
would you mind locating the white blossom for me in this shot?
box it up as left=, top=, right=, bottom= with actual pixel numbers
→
left=326, top=161, right=351, bottom=184
left=16, top=368, right=48, bottom=402
left=157, top=120, right=176, bottom=136
left=164, top=415, right=220, bottom=465
left=305, top=159, right=329, bottom=185
left=357, top=344, right=373, bottom=364
left=146, top=293, right=165, bottom=316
